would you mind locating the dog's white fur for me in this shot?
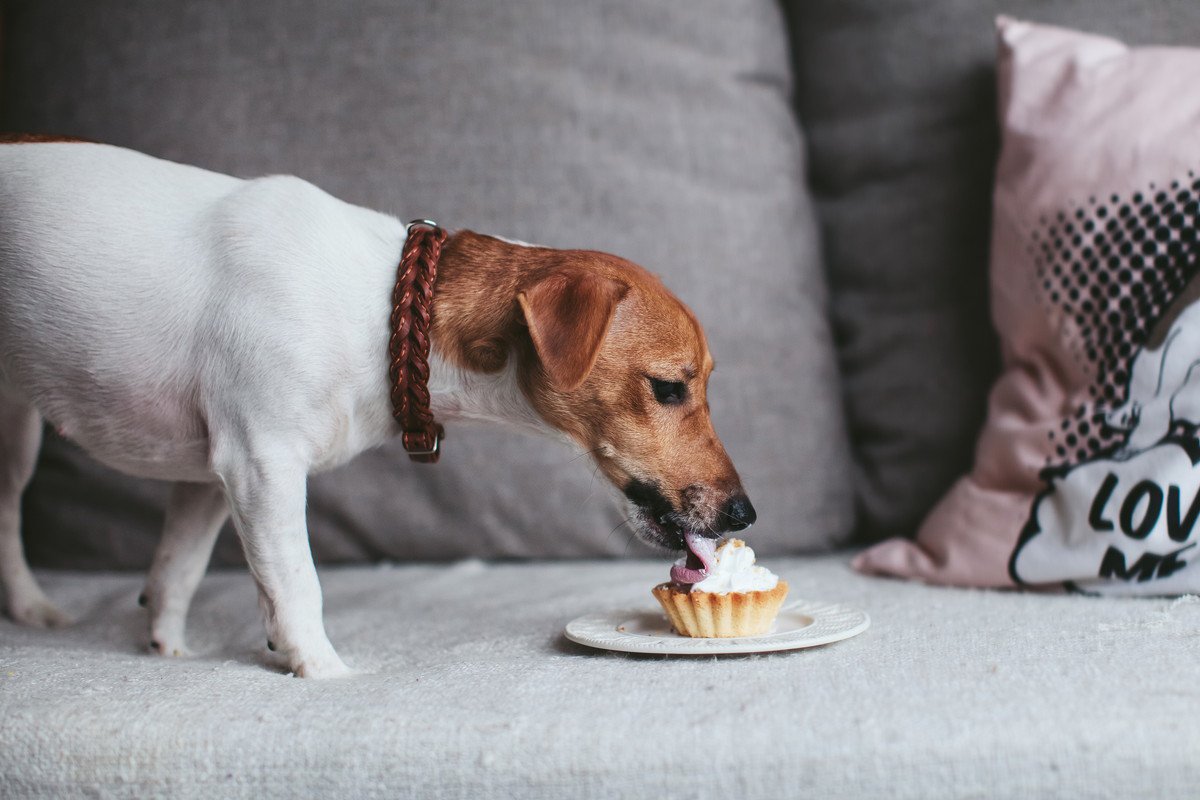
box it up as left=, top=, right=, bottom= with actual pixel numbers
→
left=0, top=143, right=549, bottom=677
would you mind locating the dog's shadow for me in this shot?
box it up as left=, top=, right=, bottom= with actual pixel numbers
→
left=3, top=577, right=295, bottom=676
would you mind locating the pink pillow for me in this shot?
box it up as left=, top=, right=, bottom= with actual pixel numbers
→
left=854, top=17, right=1200, bottom=595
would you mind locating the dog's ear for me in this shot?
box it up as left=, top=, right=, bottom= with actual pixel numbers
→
left=518, top=271, right=629, bottom=391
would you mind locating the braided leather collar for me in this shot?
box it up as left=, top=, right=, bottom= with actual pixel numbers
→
left=389, top=220, right=447, bottom=463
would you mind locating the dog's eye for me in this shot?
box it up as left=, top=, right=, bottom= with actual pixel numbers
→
left=649, top=377, right=687, bottom=405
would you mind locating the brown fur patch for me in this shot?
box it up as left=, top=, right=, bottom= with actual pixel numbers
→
left=433, top=231, right=745, bottom=529
left=517, top=271, right=629, bottom=392
left=0, top=133, right=94, bottom=144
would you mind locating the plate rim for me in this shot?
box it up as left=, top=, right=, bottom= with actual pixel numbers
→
left=564, top=597, right=870, bottom=655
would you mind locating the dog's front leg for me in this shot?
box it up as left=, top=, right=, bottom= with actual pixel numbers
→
left=142, top=482, right=230, bottom=657
left=217, top=447, right=350, bottom=679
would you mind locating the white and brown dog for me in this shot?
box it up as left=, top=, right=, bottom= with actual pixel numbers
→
left=0, top=138, right=755, bottom=677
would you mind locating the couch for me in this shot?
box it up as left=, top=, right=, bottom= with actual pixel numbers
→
left=2, top=1, right=1198, bottom=797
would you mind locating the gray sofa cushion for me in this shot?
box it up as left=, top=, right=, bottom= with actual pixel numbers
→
left=784, top=0, right=1200, bottom=541
left=0, top=0, right=854, bottom=566
left=3, top=556, right=1198, bottom=798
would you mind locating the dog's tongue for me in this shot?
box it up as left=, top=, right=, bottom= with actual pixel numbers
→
left=670, top=532, right=718, bottom=585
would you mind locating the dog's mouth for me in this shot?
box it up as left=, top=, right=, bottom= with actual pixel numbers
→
left=671, top=531, right=718, bottom=584
left=624, top=479, right=720, bottom=583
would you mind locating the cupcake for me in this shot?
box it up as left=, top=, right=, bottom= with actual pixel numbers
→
left=652, top=535, right=788, bottom=637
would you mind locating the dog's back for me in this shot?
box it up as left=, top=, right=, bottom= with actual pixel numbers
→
left=0, top=142, right=242, bottom=333
left=0, top=142, right=411, bottom=481
left=0, top=143, right=246, bottom=473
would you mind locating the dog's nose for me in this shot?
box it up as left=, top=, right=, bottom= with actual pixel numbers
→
left=718, top=494, right=757, bottom=532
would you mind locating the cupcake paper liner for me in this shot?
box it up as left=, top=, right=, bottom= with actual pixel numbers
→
left=652, top=581, right=789, bottom=638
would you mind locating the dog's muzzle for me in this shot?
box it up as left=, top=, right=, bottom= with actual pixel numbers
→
left=622, top=479, right=755, bottom=551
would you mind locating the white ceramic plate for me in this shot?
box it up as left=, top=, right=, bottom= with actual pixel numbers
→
left=565, top=598, right=869, bottom=655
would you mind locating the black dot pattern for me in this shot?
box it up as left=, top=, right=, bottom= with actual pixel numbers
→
left=1032, top=171, right=1200, bottom=468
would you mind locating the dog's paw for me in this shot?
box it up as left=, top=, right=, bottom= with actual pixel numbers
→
left=148, top=637, right=192, bottom=658
left=8, top=597, right=73, bottom=629
left=147, top=611, right=192, bottom=658
left=291, top=652, right=354, bottom=679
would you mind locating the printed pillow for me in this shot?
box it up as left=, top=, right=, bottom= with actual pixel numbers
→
left=855, top=17, right=1200, bottom=594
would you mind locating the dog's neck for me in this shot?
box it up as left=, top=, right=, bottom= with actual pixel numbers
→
left=421, top=230, right=554, bottom=438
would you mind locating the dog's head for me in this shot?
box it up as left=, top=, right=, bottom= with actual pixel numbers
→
left=436, top=232, right=755, bottom=552
left=516, top=261, right=755, bottom=551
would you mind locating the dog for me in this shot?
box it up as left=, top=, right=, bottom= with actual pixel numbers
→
left=1105, top=274, right=1200, bottom=457
left=0, top=139, right=755, bottom=677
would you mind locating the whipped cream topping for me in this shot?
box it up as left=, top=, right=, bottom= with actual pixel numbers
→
left=675, top=538, right=778, bottom=594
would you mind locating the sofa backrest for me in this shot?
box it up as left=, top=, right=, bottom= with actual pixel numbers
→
left=0, top=0, right=854, bottom=566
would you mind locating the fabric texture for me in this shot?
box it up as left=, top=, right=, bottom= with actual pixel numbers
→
left=0, top=0, right=854, bottom=566
left=785, top=0, right=1200, bottom=542
left=856, top=18, right=1200, bottom=594
left=2, top=554, right=1199, bottom=799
